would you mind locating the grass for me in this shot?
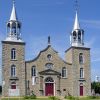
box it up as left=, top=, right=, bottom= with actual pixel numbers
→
left=1, top=98, right=50, bottom=100
left=1, top=96, right=100, bottom=100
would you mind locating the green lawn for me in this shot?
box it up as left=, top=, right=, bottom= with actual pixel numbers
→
left=1, top=96, right=100, bottom=100
left=1, top=98, right=51, bottom=100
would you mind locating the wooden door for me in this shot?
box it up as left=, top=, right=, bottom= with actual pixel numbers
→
left=45, top=83, right=54, bottom=96
left=80, top=86, right=83, bottom=96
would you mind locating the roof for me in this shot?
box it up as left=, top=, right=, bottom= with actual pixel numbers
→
left=39, top=69, right=61, bottom=75
left=26, top=45, right=58, bottom=62
left=73, top=11, right=80, bottom=30
left=10, top=2, right=18, bottom=21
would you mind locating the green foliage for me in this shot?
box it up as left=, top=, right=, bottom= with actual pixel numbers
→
left=0, top=86, right=2, bottom=94
left=91, top=82, right=100, bottom=94
left=64, top=96, right=79, bottom=100
left=87, top=96, right=100, bottom=99
left=24, top=96, right=30, bottom=99
left=24, top=95, right=36, bottom=99
left=24, top=91, right=36, bottom=99
left=49, top=96, right=60, bottom=100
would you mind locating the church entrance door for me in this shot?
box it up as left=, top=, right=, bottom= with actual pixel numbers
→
left=80, top=86, right=83, bottom=96
left=45, top=83, right=54, bottom=96
left=45, top=77, right=54, bottom=96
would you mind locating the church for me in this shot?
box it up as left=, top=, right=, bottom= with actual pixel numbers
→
left=2, top=1, right=91, bottom=97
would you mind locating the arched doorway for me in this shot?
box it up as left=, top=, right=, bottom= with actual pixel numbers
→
left=45, top=77, right=54, bottom=96
left=80, top=83, right=83, bottom=96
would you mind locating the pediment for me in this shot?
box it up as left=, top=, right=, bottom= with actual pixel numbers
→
left=39, top=69, right=61, bottom=75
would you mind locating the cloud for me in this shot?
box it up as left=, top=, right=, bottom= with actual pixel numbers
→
left=81, top=19, right=100, bottom=29
left=85, top=37, right=96, bottom=47
left=91, top=48, right=100, bottom=62
left=85, top=36, right=100, bottom=63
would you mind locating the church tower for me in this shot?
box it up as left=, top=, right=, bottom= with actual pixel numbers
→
left=70, top=11, right=84, bottom=47
left=2, top=1, right=26, bottom=96
left=65, top=3, right=91, bottom=96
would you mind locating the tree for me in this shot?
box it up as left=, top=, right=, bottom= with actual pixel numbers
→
left=0, top=86, right=2, bottom=94
left=91, top=82, right=100, bottom=94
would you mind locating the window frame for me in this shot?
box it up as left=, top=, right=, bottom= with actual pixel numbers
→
left=79, top=53, right=84, bottom=64
left=11, top=82, right=16, bottom=89
left=45, top=63, right=53, bottom=69
left=80, top=68, right=84, bottom=79
left=11, top=48, right=16, bottom=60
left=11, top=65, right=16, bottom=77
left=31, top=66, right=36, bottom=77
left=62, top=67, right=67, bottom=78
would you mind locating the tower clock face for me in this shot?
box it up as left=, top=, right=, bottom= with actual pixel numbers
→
left=45, top=63, right=53, bottom=69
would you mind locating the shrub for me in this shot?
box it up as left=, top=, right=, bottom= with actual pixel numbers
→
left=24, top=96, right=30, bottom=99
left=49, top=96, right=60, bottom=100
left=30, top=95, right=36, bottom=99
left=65, top=96, right=79, bottom=100
left=87, top=96, right=100, bottom=99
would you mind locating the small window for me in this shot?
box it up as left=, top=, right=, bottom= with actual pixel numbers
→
left=11, top=48, right=16, bottom=60
left=31, top=66, right=36, bottom=77
left=45, top=77, right=54, bottom=82
left=11, top=82, right=16, bottom=89
left=78, top=32, right=81, bottom=42
left=62, top=67, right=67, bottom=78
left=73, top=31, right=77, bottom=41
left=11, top=65, right=16, bottom=77
left=79, top=53, right=84, bottom=64
left=45, top=63, right=53, bottom=69
left=47, top=54, right=52, bottom=61
left=80, top=68, right=84, bottom=78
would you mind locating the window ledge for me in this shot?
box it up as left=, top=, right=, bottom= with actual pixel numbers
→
left=79, top=78, right=85, bottom=81
left=11, top=59, right=17, bottom=61
left=9, top=77, right=19, bottom=80
left=62, top=77, right=67, bottom=79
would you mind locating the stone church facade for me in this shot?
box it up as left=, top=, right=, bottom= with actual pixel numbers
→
left=2, top=2, right=91, bottom=97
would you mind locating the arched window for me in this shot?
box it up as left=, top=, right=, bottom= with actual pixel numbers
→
left=47, top=54, right=52, bottom=61
left=73, top=31, right=77, bottom=41
left=45, top=77, right=54, bottom=83
left=31, top=66, right=36, bottom=77
left=11, top=65, right=16, bottom=77
left=11, top=82, right=16, bottom=89
left=79, top=53, right=84, bottom=64
left=62, top=67, right=67, bottom=78
left=80, top=68, right=84, bottom=78
left=45, top=63, right=53, bottom=69
left=11, top=48, right=16, bottom=60
left=78, top=32, right=81, bottom=42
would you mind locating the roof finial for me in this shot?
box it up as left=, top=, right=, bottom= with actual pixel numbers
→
left=75, top=0, right=79, bottom=12
left=13, top=0, right=15, bottom=6
left=48, top=36, right=51, bottom=46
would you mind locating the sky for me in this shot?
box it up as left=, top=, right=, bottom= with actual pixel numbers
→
left=0, top=0, right=100, bottom=84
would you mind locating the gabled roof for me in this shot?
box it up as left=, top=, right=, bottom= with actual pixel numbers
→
left=26, top=45, right=58, bottom=62
left=39, top=69, right=61, bottom=75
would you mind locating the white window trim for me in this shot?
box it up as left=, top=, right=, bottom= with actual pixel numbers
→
left=11, top=65, right=16, bottom=77
left=80, top=68, right=84, bottom=79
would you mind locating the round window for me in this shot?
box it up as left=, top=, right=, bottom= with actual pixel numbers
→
left=47, top=54, right=52, bottom=60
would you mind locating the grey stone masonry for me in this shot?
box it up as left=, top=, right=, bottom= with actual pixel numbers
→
left=2, top=41, right=26, bottom=96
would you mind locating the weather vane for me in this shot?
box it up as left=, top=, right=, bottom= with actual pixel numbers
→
left=13, top=0, right=15, bottom=5
left=75, top=0, right=79, bottom=12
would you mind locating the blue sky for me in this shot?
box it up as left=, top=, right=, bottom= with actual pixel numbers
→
left=0, top=0, right=100, bottom=84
